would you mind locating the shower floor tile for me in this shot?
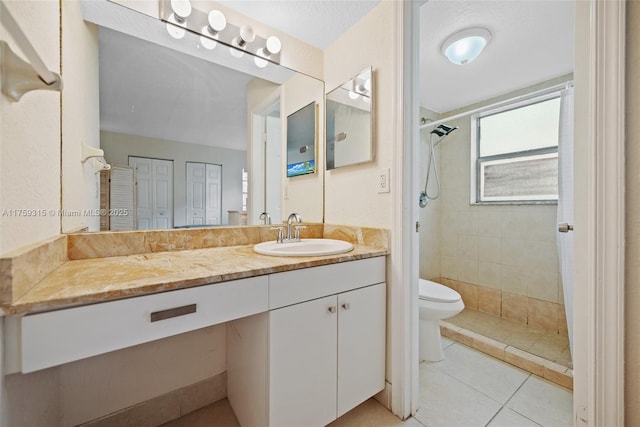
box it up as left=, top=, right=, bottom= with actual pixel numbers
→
left=447, top=308, right=572, bottom=368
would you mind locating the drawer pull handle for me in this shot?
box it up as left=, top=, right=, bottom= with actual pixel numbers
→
left=150, top=304, right=197, bottom=322
left=342, top=303, right=351, bottom=311
left=328, top=306, right=337, bottom=314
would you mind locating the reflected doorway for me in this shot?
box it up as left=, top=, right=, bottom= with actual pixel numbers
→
left=250, top=99, right=282, bottom=225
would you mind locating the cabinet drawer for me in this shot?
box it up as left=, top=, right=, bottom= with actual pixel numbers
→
left=269, top=257, right=385, bottom=309
left=19, top=276, right=268, bottom=373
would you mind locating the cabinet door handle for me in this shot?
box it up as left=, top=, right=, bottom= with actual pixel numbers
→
left=150, top=304, right=197, bottom=322
left=328, top=306, right=337, bottom=314
left=342, top=303, right=351, bottom=311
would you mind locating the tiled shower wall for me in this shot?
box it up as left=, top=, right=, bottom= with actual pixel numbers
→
left=419, top=106, right=565, bottom=334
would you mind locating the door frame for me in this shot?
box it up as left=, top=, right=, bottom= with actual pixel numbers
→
left=399, top=0, right=626, bottom=424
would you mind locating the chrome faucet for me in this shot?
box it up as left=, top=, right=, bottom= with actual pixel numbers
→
left=259, top=211, right=271, bottom=225
left=286, top=212, right=302, bottom=242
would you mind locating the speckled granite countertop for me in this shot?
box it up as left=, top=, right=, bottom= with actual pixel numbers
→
left=1, top=225, right=389, bottom=316
left=4, top=244, right=387, bottom=315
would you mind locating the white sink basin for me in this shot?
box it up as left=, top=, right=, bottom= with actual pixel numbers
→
left=253, top=238, right=354, bottom=257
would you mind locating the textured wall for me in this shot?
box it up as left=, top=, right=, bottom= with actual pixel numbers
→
left=0, top=1, right=61, bottom=254
left=323, top=1, right=395, bottom=228
left=61, top=0, right=100, bottom=233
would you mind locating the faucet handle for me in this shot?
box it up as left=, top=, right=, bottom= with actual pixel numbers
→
left=293, top=225, right=307, bottom=240
left=270, top=226, right=284, bottom=243
left=259, top=211, right=271, bottom=225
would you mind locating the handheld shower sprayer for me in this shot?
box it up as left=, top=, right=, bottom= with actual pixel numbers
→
left=419, top=124, right=458, bottom=208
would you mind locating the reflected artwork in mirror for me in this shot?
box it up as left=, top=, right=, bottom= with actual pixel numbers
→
left=326, top=66, right=374, bottom=170
left=75, top=1, right=324, bottom=231
left=286, top=101, right=317, bottom=177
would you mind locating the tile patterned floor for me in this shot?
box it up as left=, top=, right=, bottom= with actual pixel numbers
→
left=415, top=337, right=573, bottom=427
left=447, top=308, right=572, bottom=368
left=165, top=338, right=573, bottom=427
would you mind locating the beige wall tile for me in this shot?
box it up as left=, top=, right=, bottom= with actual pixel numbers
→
left=440, top=235, right=458, bottom=258
left=502, top=292, right=528, bottom=324
left=441, top=255, right=458, bottom=280
left=457, top=209, right=479, bottom=236
left=501, top=265, right=528, bottom=296
left=478, top=236, right=501, bottom=264
left=558, top=273, right=565, bottom=304
left=458, top=234, right=478, bottom=261
left=501, top=211, right=530, bottom=241
left=458, top=259, right=479, bottom=285
left=526, top=267, right=559, bottom=302
left=528, top=298, right=559, bottom=332
left=478, top=287, right=501, bottom=317
left=457, top=281, right=479, bottom=309
left=478, top=262, right=501, bottom=289
left=501, top=239, right=529, bottom=268
left=528, top=241, right=560, bottom=272
left=528, top=206, right=558, bottom=243
left=478, top=210, right=502, bottom=238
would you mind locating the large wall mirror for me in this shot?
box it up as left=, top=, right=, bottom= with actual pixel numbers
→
left=326, top=66, right=374, bottom=170
left=71, top=0, right=324, bottom=231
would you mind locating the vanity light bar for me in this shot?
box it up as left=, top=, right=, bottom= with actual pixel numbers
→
left=159, top=0, right=282, bottom=66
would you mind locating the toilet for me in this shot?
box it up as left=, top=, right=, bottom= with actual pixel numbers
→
left=419, top=279, right=465, bottom=362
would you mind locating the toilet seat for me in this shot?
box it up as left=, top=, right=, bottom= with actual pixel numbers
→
left=418, top=279, right=461, bottom=303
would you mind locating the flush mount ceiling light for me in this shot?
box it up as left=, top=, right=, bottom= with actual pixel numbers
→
left=441, top=28, right=491, bottom=65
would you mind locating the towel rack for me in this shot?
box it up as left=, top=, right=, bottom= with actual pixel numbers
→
left=0, top=1, right=63, bottom=102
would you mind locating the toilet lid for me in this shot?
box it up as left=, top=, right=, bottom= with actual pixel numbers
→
left=418, top=280, right=461, bottom=303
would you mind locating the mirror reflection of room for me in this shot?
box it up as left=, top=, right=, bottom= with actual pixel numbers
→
left=286, top=101, right=317, bottom=177
left=93, top=7, right=323, bottom=231
left=326, top=66, right=373, bottom=170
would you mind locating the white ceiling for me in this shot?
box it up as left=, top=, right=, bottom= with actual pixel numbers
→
left=419, top=0, right=574, bottom=113
left=99, top=0, right=575, bottom=150
left=217, top=0, right=381, bottom=49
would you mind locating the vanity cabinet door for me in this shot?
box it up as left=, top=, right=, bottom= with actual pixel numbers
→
left=269, top=295, right=338, bottom=427
left=337, top=282, right=386, bottom=417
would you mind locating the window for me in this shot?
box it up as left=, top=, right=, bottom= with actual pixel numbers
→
left=474, top=96, right=560, bottom=203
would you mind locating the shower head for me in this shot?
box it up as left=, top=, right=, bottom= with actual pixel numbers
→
left=430, top=124, right=458, bottom=137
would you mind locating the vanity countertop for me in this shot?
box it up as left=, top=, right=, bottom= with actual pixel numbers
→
left=1, top=243, right=388, bottom=316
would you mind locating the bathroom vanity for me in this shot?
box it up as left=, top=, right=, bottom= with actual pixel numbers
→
left=0, top=226, right=388, bottom=426
left=227, top=257, right=386, bottom=427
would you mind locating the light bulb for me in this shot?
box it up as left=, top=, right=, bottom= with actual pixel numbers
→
left=265, top=36, right=282, bottom=55
left=200, top=26, right=218, bottom=49
left=170, top=0, right=192, bottom=21
left=207, top=10, right=226, bottom=33
left=166, top=17, right=186, bottom=39
left=254, top=48, right=268, bottom=68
